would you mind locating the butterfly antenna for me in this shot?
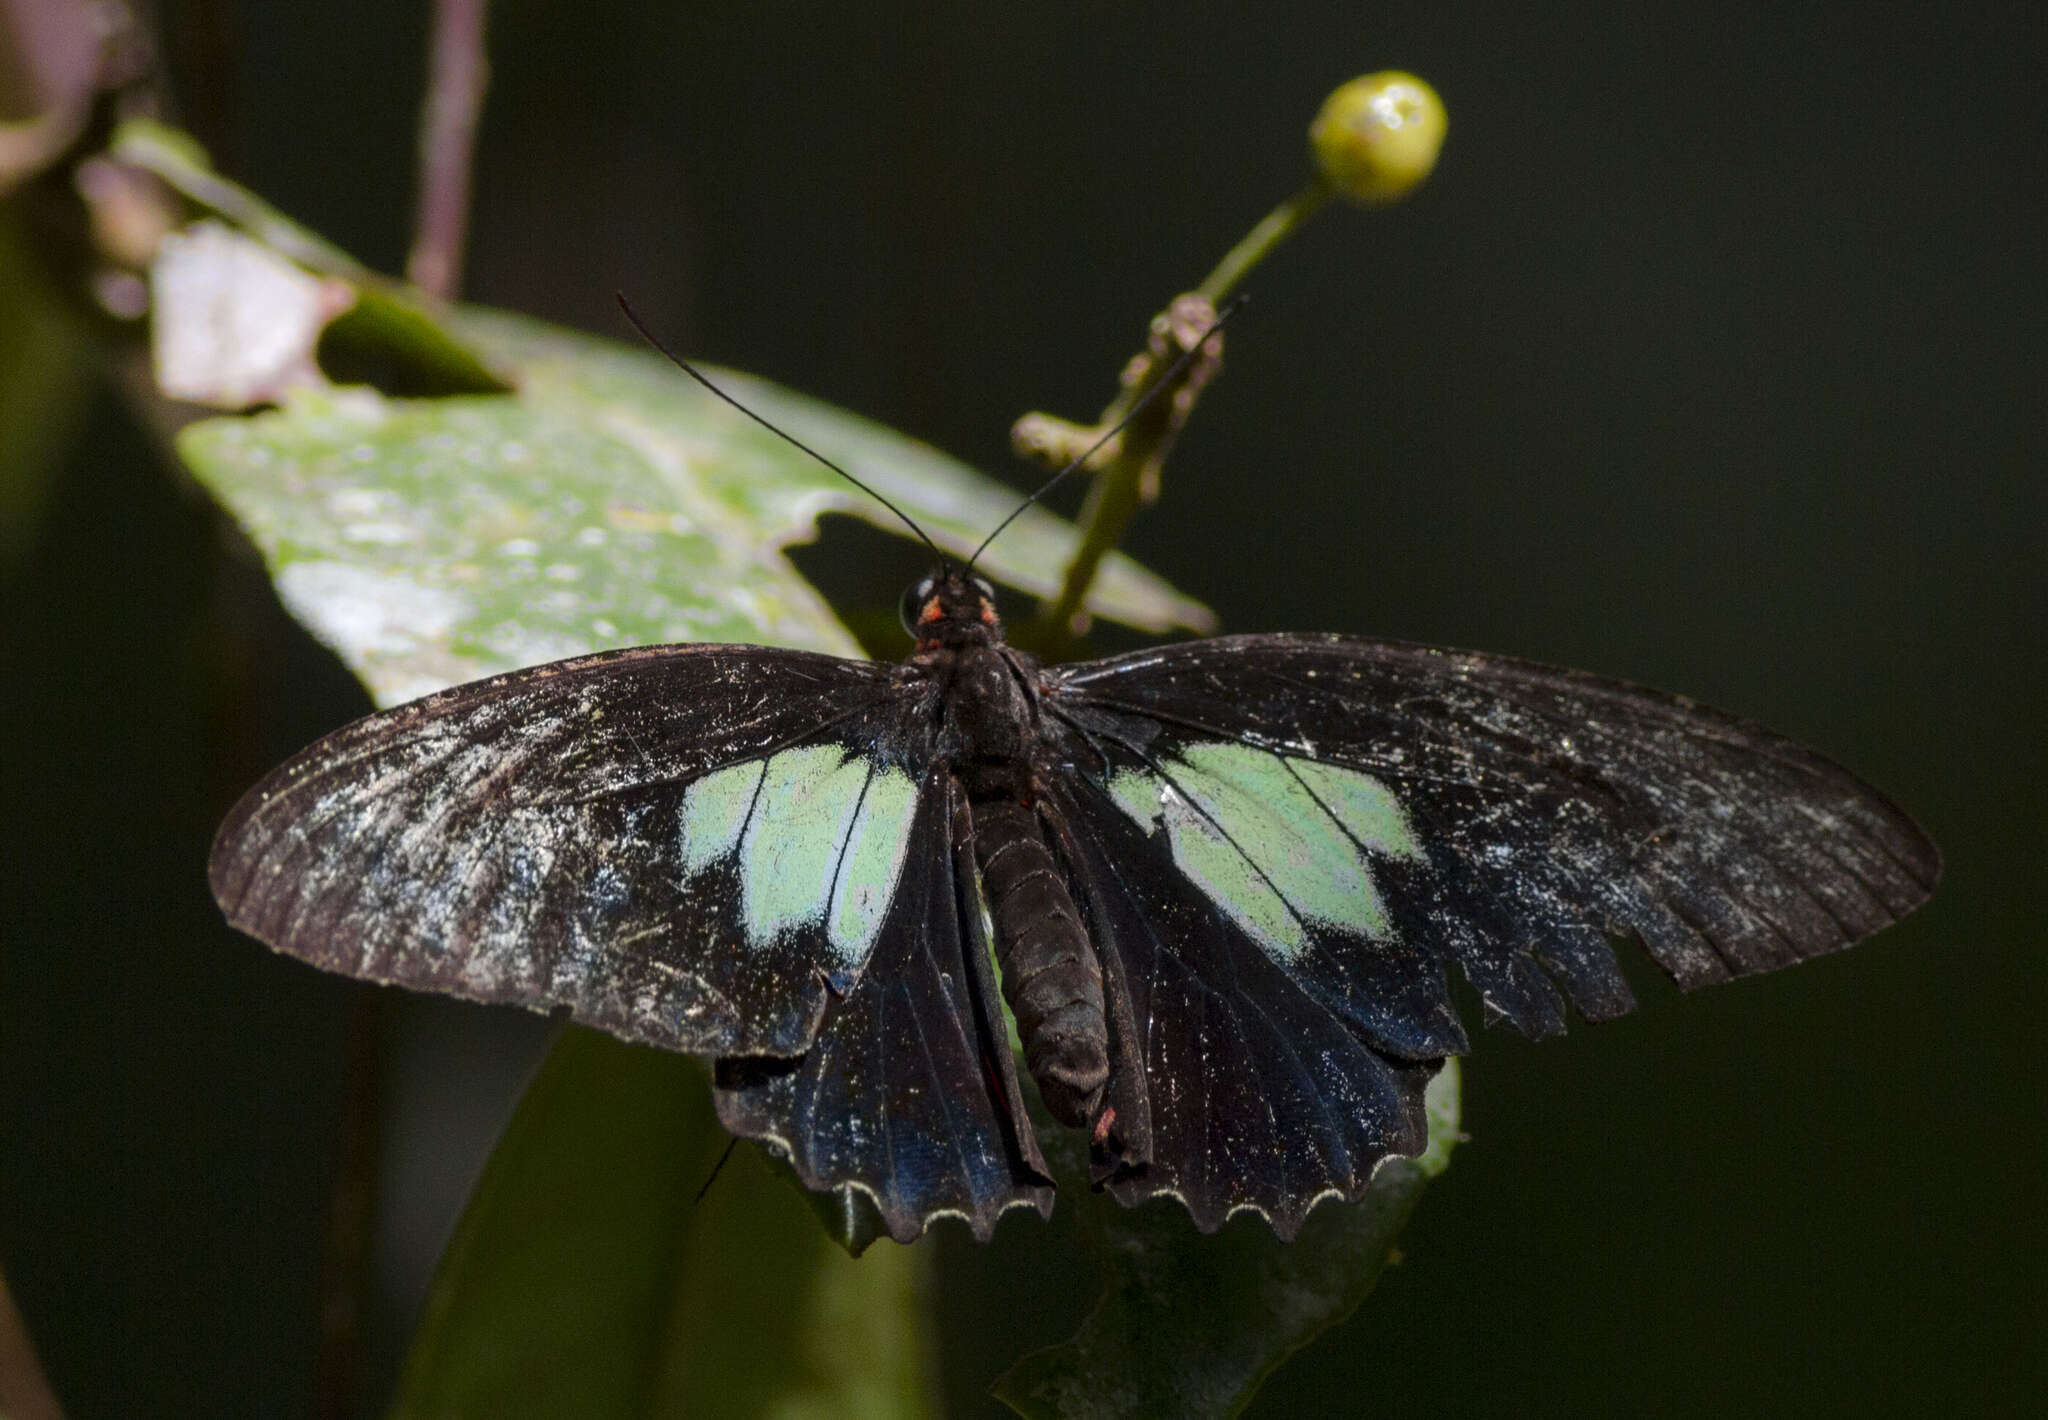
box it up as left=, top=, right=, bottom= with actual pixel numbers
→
left=615, top=294, right=948, bottom=566
left=966, top=294, right=1247, bottom=571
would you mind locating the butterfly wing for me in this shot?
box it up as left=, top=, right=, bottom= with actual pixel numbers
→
left=211, top=643, right=926, bottom=1056
left=214, top=626, right=1938, bottom=1241
left=1041, top=772, right=1439, bottom=1233
left=212, top=641, right=1055, bottom=1238
left=1046, top=633, right=1939, bottom=1047
left=716, top=773, right=1056, bottom=1244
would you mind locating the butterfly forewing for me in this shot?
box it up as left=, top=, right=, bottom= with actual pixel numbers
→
left=210, top=643, right=930, bottom=1057
left=1046, top=633, right=1940, bottom=1040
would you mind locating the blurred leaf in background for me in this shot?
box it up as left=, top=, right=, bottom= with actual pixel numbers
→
left=179, top=299, right=1211, bottom=707
left=0, top=215, right=89, bottom=574
left=388, top=1027, right=933, bottom=1420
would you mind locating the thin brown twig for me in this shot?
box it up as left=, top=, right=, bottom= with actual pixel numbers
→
left=310, top=986, right=388, bottom=1420
left=406, top=0, right=490, bottom=301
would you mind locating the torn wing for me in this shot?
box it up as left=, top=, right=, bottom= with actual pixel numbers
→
left=1046, top=633, right=1939, bottom=1042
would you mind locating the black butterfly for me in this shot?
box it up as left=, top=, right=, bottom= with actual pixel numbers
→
left=210, top=558, right=1938, bottom=1243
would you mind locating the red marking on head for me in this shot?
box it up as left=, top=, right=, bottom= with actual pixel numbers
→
left=979, top=601, right=998, bottom=625
left=917, top=599, right=943, bottom=625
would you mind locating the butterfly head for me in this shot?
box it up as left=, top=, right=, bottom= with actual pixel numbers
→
left=901, top=567, right=1003, bottom=649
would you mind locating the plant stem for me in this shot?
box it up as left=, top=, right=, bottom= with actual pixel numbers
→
left=1021, top=185, right=1329, bottom=646
left=1033, top=447, right=1145, bottom=649
left=407, top=0, right=490, bottom=301
left=1196, top=179, right=1330, bottom=304
left=1026, top=296, right=1224, bottom=647
left=311, top=987, right=387, bottom=1420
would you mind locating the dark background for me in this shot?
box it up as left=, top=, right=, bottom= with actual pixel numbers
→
left=4, top=1, right=2041, bottom=1415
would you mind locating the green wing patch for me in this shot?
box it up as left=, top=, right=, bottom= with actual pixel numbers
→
left=681, top=747, right=919, bottom=964
left=1105, top=743, right=1422, bottom=962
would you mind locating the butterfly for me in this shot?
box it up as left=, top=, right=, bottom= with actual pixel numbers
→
left=210, top=296, right=1938, bottom=1242
left=209, top=553, right=1939, bottom=1243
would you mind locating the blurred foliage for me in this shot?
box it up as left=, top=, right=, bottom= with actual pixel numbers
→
left=996, top=1063, right=1460, bottom=1420
left=389, top=1027, right=932, bottom=1420
left=0, top=215, right=89, bottom=574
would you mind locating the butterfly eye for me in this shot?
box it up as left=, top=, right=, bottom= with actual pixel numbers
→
left=971, top=575, right=996, bottom=603
left=899, top=577, right=935, bottom=636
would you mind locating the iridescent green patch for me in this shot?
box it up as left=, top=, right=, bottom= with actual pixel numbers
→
left=1291, top=758, right=1422, bottom=862
left=740, top=747, right=871, bottom=943
left=681, top=759, right=765, bottom=873
left=678, top=747, right=919, bottom=962
left=1106, top=744, right=1418, bottom=962
left=827, top=766, right=920, bottom=962
left=1154, top=773, right=1307, bottom=956
left=1107, top=767, right=1165, bottom=831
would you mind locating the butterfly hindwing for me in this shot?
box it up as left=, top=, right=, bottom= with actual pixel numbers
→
left=1048, top=633, right=1940, bottom=1041
left=209, top=643, right=927, bottom=1057
left=715, top=773, right=1056, bottom=1243
left=1044, top=773, right=1436, bottom=1233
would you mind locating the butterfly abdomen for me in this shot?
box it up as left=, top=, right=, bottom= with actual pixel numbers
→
left=969, top=795, right=1109, bottom=1128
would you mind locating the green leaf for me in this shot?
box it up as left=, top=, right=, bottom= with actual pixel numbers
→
left=120, top=120, right=510, bottom=401
left=179, top=303, right=1210, bottom=707
left=452, top=309, right=1215, bottom=636
left=389, top=1027, right=931, bottom=1420
left=141, top=114, right=1210, bottom=704
left=992, top=1060, right=1461, bottom=1420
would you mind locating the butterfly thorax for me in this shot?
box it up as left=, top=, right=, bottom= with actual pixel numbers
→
left=904, top=568, right=1040, bottom=776
left=900, top=568, right=1113, bottom=1131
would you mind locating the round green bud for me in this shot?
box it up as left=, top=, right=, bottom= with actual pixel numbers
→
left=1309, top=72, right=1447, bottom=204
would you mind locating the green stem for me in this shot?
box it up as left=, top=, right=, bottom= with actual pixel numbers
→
left=1196, top=179, right=1331, bottom=304
left=1028, top=182, right=1333, bottom=646
left=1034, top=450, right=1144, bottom=648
